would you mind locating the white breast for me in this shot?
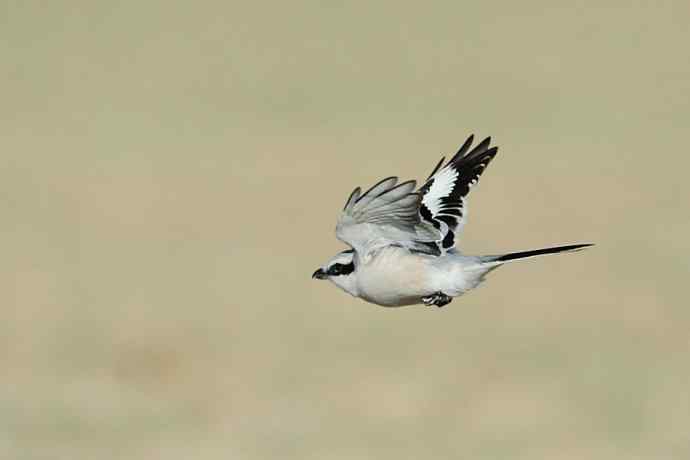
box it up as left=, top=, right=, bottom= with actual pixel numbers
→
left=355, top=247, right=434, bottom=307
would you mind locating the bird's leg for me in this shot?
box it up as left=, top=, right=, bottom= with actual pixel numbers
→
left=421, top=292, right=453, bottom=308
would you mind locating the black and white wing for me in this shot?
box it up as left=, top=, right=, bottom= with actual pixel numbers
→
left=418, top=135, right=498, bottom=251
left=336, top=177, right=440, bottom=261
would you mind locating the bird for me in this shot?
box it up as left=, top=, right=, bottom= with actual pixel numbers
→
left=312, top=135, right=592, bottom=308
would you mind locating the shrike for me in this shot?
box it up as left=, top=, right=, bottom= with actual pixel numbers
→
left=312, top=135, right=592, bottom=307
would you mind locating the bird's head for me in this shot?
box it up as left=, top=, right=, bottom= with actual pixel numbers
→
left=312, top=249, right=358, bottom=296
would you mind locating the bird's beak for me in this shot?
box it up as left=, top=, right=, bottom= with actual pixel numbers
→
left=312, top=268, right=328, bottom=280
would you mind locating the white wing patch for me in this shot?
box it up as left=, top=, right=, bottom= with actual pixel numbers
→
left=421, top=167, right=459, bottom=217
left=418, top=135, right=498, bottom=251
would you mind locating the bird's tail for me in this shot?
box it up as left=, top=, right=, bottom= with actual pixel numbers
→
left=483, top=243, right=593, bottom=264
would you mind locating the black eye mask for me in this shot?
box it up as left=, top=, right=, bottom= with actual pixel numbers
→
left=327, top=261, right=355, bottom=276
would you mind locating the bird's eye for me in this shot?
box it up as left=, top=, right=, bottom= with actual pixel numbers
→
left=327, top=262, right=354, bottom=276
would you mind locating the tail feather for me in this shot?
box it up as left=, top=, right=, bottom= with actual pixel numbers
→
left=494, top=243, right=593, bottom=263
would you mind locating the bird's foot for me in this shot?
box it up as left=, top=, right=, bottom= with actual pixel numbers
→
left=422, top=292, right=453, bottom=308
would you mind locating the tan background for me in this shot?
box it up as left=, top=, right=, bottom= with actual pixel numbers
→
left=2, top=2, right=689, bottom=459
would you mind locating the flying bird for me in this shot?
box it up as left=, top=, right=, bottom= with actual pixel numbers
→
left=312, top=135, right=592, bottom=307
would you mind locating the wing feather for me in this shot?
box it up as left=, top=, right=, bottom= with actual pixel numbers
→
left=419, top=135, right=498, bottom=251
left=337, top=177, right=439, bottom=259
left=335, top=134, right=497, bottom=259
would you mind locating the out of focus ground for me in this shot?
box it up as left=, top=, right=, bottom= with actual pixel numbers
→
left=2, top=2, right=689, bottom=459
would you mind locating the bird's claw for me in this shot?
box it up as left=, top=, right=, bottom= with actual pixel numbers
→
left=422, top=292, right=453, bottom=307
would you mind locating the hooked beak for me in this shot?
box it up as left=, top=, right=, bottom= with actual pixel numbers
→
left=312, top=268, right=328, bottom=280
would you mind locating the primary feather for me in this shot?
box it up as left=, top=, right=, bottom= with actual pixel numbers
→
left=418, top=135, right=498, bottom=251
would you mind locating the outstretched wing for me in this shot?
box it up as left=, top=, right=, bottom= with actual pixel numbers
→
left=418, top=135, right=498, bottom=251
left=336, top=177, right=441, bottom=261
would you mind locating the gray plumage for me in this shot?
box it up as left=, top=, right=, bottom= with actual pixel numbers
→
left=313, top=135, right=592, bottom=308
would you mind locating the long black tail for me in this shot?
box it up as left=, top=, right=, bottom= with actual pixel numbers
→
left=495, top=243, right=593, bottom=262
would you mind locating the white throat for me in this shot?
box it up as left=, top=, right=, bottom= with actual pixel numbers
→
left=328, top=273, right=359, bottom=298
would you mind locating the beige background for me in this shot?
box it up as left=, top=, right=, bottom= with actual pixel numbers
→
left=2, top=2, right=689, bottom=459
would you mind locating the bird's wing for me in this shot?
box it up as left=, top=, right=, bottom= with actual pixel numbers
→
left=418, top=135, right=498, bottom=251
left=336, top=177, right=441, bottom=261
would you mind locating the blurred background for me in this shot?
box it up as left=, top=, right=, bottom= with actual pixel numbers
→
left=2, top=1, right=689, bottom=459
